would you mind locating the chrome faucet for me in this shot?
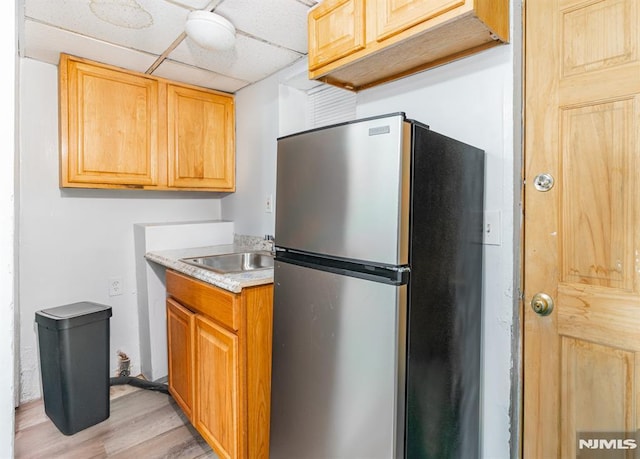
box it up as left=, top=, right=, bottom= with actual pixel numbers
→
left=264, top=234, right=275, bottom=255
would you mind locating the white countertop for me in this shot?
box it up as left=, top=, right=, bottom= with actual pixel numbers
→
left=145, top=243, right=274, bottom=293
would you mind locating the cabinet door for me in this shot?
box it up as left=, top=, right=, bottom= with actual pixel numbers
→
left=308, top=0, right=366, bottom=71
left=167, top=84, right=235, bottom=190
left=375, top=0, right=466, bottom=42
left=60, top=55, right=159, bottom=187
left=166, top=299, right=195, bottom=420
left=194, top=315, right=240, bottom=459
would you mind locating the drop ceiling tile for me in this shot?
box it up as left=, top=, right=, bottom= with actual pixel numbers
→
left=23, top=19, right=158, bottom=71
left=216, top=0, right=310, bottom=54
left=153, top=59, right=249, bottom=93
left=170, top=33, right=304, bottom=82
left=25, top=0, right=190, bottom=55
left=165, top=0, right=212, bottom=9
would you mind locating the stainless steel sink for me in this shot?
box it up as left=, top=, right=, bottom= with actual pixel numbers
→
left=180, top=251, right=274, bottom=274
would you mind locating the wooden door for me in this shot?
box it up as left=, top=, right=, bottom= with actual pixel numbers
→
left=167, top=84, right=235, bottom=190
left=60, top=55, right=159, bottom=187
left=166, top=298, right=194, bottom=421
left=374, top=0, right=465, bottom=42
left=194, top=314, right=240, bottom=459
left=524, top=0, right=640, bottom=457
left=308, top=0, right=366, bottom=71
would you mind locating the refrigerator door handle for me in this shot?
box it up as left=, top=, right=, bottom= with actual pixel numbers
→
left=275, top=249, right=409, bottom=285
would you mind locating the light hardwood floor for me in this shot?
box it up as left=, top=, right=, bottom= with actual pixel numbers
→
left=15, top=384, right=218, bottom=458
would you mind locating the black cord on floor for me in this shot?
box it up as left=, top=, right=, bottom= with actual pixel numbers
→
left=109, top=376, right=169, bottom=394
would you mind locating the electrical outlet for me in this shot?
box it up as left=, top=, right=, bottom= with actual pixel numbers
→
left=265, top=194, right=273, bottom=213
left=109, top=277, right=123, bottom=296
left=483, top=210, right=501, bottom=246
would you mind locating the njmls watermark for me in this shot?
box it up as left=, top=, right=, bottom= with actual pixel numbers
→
left=577, top=432, right=640, bottom=458
left=580, top=439, right=637, bottom=449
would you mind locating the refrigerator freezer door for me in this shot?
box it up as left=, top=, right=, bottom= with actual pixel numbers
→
left=270, top=260, right=407, bottom=459
left=275, top=114, right=411, bottom=266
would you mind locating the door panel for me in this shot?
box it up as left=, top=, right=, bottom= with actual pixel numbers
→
left=560, top=0, right=636, bottom=77
left=560, top=338, right=636, bottom=458
left=560, top=99, right=636, bottom=290
left=524, top=0, right=640, bottom=456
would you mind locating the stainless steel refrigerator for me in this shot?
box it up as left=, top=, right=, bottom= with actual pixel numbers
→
left=270, top=113, right=484, bottom=458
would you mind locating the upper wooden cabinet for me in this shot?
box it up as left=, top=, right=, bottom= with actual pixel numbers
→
left=308, top=0, right=510, bottom=91
left=60, top=58, right=160, bottom=187
left=59, top=54, right=235, bottom=191
left=167, top=84, right=235, bottom=190
left=308, top=0, right=366, bottom=70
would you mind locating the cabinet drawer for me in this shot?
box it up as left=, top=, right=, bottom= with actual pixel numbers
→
left=166, top=270, right=240, bottom=331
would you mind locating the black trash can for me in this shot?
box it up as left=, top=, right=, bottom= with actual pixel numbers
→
left=35, top=302, right=112, bottom=435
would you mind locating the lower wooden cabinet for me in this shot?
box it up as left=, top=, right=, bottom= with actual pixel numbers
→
left=166, top=298, right=195, bottom=420
left=194, top=314, right=240, bottom=458
left=166, top=270, right=273, bottom=459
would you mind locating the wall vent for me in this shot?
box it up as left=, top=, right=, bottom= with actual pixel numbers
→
left=306, top=85, right=356, bottom=129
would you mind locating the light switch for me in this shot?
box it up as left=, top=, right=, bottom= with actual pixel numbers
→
left=483, top=210, right=501, bottom=246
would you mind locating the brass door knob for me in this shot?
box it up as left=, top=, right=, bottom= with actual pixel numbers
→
left=531, top=292, right=554, bottom=316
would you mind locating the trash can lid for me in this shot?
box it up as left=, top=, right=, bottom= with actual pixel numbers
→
left=35, top=302, right=112, bottom=330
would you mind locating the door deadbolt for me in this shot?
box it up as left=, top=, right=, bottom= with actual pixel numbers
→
left=531, top=292, right=554, bottom=316
left=533, top=173, right=555, bottom=192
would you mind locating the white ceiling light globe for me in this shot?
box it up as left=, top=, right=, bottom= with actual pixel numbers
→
left=185, top=10, right=236, bottom=51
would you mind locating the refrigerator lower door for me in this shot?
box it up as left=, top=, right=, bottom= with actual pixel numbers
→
left=270, top=260, right=407, bottom=459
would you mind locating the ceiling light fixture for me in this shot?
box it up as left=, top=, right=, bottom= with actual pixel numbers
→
left=185, top=10, right=236, bottom=51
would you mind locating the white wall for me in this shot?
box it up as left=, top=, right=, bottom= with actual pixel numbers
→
left=18, top=58, right=221, bottom=402
left=221, top=71, right=280, bottom=236
left=134, top=220, right=234, bottom=381
left=223, top=28, right=519, bottom=459
left=0, top=0, right=16, bottom=455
